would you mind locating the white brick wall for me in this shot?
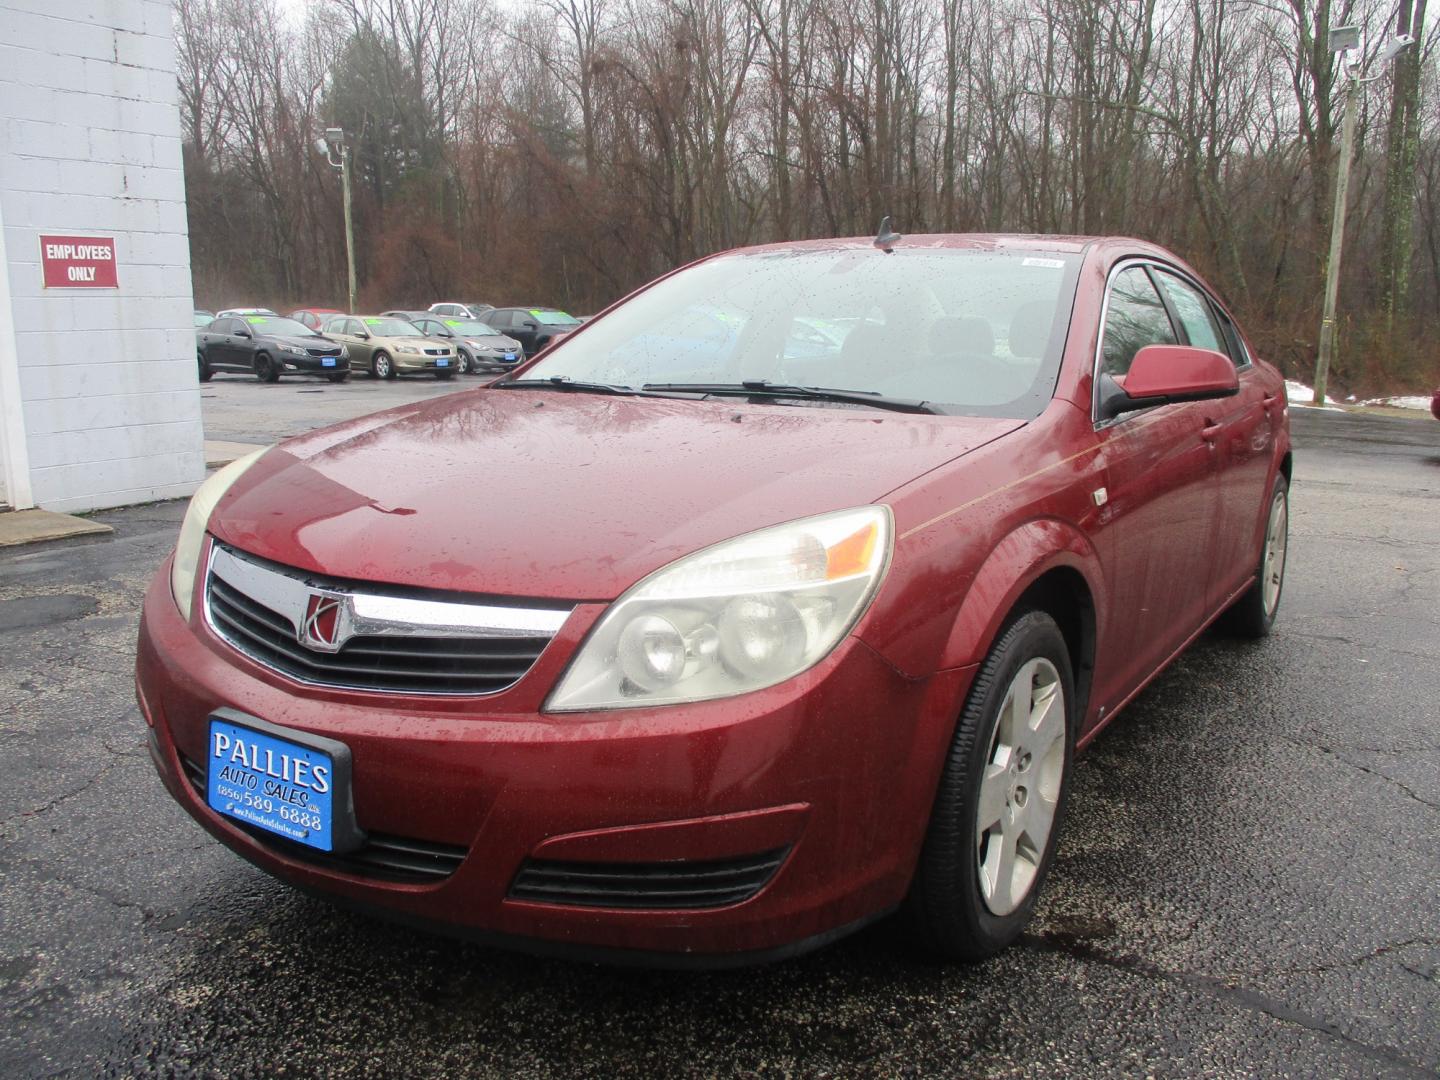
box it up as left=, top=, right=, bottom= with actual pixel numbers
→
left=0, top=0, right=203, bottom=513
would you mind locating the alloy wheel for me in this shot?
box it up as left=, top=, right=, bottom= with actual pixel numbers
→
left=975, top=657, right=1067, bottom=917
left=1262, top=489, right=1288, bottom=617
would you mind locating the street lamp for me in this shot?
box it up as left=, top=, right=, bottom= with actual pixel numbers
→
left=323, top=127, right=357, bottom=315
left=1312, top=28, right=1415, bottom=407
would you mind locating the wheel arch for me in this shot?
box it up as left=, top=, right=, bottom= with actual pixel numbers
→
left=935, top=518, right=1103, bottom=721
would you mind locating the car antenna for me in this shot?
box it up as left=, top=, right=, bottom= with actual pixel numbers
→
left=874, top=216, right=902, bottom=253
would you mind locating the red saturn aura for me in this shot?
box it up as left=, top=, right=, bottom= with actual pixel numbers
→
left=138, top=234, right=1291, bottom=966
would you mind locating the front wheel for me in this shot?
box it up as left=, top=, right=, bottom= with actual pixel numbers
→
left=457, top=350, right=473, bottom=375
left=1219, top=475, right=1289, bottom=638
left=253, top=353, right=280, bottom=383
left=372, top=352, right=395, bottom=380
left=904, top=610, right=1074, bottom=961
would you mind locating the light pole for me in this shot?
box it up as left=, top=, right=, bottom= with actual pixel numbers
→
left=1312, top=28, right=1414, bottom=407
left=323, top=127, right=357, bottom=314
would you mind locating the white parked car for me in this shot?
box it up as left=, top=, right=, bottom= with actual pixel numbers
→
left=428, top=301, right=493, bottom=320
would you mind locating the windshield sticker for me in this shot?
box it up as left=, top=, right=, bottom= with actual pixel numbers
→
left=1022, top=257, right=1065, bottom=269
left=365, top=318, right=382, bottom=325
left=445, top=320, right=462, bottom=326
left=246, top=316, right=266, bottom=324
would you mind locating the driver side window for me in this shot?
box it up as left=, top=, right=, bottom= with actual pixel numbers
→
left=1101, top=266, right=1176, bottom=377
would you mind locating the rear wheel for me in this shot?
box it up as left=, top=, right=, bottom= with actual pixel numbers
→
left=372, top=352, right=395, bottom=380
left=905, top=610, right=1074, bottom=961
left=197, top=350, right=213, bottom=383
left=1219, top=475, right=1289, bottom=638
left=253, top=353, right=280, bottom=383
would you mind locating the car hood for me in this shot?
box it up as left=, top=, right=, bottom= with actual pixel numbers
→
left=211, top=391, right=1022, bottom=601
left=268, top=335, right=335, bottom=350
left=467, top=334, right=519, bottom=348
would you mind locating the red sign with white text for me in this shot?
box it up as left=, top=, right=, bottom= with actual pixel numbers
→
left=39, top=235, right=119, bottom=288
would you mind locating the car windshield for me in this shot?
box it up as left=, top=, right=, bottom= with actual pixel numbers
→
left=445, top=319, right=500, bottom=336
left=523, top=248, right=1080, bottom=418
left=531, top=309, right=580, bottom=326
left=246, top=316, right=317, bottom=336
left=194, top=313, right=213, bottom=327
left=364, top=318, right=422, bottom=337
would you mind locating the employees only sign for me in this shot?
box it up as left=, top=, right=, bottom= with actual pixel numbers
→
left=39, top=235, right=118, bottom=288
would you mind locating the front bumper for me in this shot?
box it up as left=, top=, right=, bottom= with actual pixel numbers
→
left=136, top=560, right=971, bottom=963
left=279, top=354, right=349, bottom=375
left=395, top=353, right=452, bottom=372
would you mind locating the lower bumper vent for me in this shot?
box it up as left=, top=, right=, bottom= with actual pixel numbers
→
left=180, top=753, right=466, bottom=883
left=508, top=848, right=790, bottom=910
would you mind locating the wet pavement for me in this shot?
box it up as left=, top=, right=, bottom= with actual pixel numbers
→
left=1, top=407, right=1437, bottom=1077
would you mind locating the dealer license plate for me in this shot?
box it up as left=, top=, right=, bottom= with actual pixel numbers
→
left=437, top=357, right=449, bottom=366
left=206, top=717, right=335, bottom=850
left=322, top=357, right=336, bottom=367
left=504, top=353, right=517, bottom=361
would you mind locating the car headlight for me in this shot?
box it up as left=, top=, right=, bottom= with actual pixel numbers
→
left=546, top=506, right=891, bottom=712
left=169, top=448, right=269, bottom=621
left=283, top=344, right=306, bottom=355
left=396, top=345, right=421, bottom=354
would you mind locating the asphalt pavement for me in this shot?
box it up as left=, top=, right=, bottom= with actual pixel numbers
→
left=1, top=405, right=1437, bottom=1077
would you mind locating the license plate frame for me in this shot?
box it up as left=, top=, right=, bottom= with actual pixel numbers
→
left=322, top=357, right=337, bottom=367
left=436, top=357, right=449, bottom=367
left=204, top=709, right=365, bottom=853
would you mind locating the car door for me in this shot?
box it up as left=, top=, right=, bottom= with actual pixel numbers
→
left=343, top=318, right=376, bottom=369
left=1150, top=270, right=1276, bottom=611
left=1089, top=263, right=1225, bottom=708
left=214, top=318, right=248, bottom=370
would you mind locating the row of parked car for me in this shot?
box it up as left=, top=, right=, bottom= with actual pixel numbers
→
left=192, top=302, right=586, bottom=383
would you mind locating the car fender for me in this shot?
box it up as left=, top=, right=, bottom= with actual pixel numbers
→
left=935, top=517, right=1105, bottom=672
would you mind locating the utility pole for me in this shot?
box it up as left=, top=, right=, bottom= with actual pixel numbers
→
left=1312, top=29, right=1414, bottom=407
left=1314, top=74, right=1357, bottom=408
left=324, top=128, right=358, bottom=313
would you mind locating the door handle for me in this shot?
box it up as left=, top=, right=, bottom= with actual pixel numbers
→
left=1201, top=422, right=1223, bottom=442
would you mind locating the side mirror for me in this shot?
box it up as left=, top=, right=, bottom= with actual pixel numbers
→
left=521, top=320, right=538, bottom=330
left=236, top=328, right=252, bottom=338
left=1099, top=344, right=1238, bottom=420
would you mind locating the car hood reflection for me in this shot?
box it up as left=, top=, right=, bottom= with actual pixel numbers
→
left=210, top=390, right=1023, bottom=600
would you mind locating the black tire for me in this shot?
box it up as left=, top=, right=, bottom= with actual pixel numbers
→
left=254, top=353, right=280, bottom=383
left=373, top=352, right=395, bottom=380
left=435, top=369, right=455, bottom=381
left=197, top=351, right=213, bottom=383
left=326, top=371, right=349, bottom=383
left=904, top=610, right=1075, bottom=962
left=1218, top=475, right=1289, bottom=638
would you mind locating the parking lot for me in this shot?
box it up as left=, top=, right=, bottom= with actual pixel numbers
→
left=2, top=400, right=1437, bottom=1077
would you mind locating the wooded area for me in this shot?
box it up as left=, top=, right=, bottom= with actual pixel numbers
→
left=176, top=0, right=1439, bottom=395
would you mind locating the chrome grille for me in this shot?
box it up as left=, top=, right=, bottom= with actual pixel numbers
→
left=204, top=543, right=569, bottom=696
left=424, top=347, right=448, bottom=356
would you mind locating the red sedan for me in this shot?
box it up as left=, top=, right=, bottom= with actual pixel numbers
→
left=138, top=235, right=1291, bottom=965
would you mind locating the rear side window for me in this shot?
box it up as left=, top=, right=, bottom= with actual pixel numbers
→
left=1213, top=306, right=1251, bottom=367
left=1101, top=266, right=1176, bottom=377
left=1155, top=270, right=1227, bottom=359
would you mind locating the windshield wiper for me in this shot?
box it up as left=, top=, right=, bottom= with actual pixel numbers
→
left=495, top=376, right=678, bottom=398
left=642, top=381, right=939, bottom=414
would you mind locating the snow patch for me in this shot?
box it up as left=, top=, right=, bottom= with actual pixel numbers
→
left=1286, top=379, right=1343, bottom=409
left=1358, top=394, right=1432, bottom=411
